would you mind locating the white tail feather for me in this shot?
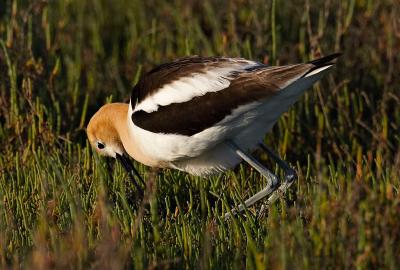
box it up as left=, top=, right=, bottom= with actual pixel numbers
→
left=305, top=65, right=333, bottom=78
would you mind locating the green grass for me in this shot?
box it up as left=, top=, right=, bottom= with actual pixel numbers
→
left=1, top=0, right=399, bottom=269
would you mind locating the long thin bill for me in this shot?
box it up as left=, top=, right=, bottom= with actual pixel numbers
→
left=116, top=153, right=144, bottom=197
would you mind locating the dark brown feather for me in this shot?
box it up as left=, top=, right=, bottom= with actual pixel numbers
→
left=131, top=63, right=312, bottom=136
left=130, top=56, right=255, bottom=107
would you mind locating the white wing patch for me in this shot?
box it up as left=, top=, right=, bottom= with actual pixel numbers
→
left=134, top=63, right=259, bottom=113
left=304, top=65, right=333, bottom=77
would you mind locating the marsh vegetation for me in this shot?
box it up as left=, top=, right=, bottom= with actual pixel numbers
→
left=0, top=0, right=399, bottom=268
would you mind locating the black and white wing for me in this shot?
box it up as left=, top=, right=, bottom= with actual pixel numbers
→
left=130, top=54, right=339, bottom=136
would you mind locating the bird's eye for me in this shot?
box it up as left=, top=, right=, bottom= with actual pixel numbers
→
left=97, top=142, right=105, bottom=149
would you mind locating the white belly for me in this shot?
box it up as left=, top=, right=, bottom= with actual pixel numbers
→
left=127, top=103, right=278, bottom=176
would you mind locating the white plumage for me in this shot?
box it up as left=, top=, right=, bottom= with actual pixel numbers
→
left=134, top=60, right=259, bottom=113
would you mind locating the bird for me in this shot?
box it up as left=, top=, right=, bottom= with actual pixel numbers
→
left=86, top=53, right=340, bottom=214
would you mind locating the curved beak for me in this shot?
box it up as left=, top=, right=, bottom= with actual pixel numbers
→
left=116, top=153, right=145, bottom=197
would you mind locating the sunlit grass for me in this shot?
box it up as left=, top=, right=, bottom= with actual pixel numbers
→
left=0, top=0, right=399, bottom=269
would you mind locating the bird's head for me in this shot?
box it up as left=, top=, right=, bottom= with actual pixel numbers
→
left=86, top=103, right=126, bottom=158
left=86, top=103, right=144, bottom=194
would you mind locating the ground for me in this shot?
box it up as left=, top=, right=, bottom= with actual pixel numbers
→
left=0, top=0, right=399, bottom=269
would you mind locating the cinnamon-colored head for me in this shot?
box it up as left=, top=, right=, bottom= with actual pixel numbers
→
left=86, top=103, right=128, bottom=158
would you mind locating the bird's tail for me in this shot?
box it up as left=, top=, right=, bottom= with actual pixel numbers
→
left=302, top=53, right=341, bottom=78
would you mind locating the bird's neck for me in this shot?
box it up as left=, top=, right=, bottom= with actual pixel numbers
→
left=111, top=103, right=129, bottom=139
left=113, top=103, right=164, bottom=168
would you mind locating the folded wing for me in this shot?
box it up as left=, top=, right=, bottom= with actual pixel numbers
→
left=130, top=55, right=339, bottom=136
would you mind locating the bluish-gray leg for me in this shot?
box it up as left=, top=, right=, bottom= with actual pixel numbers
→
left=225, top=141, right=279, bottom=219
left=258, top=143, right=297, bottom=205
left=259, top=143, right=297, bottom=182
